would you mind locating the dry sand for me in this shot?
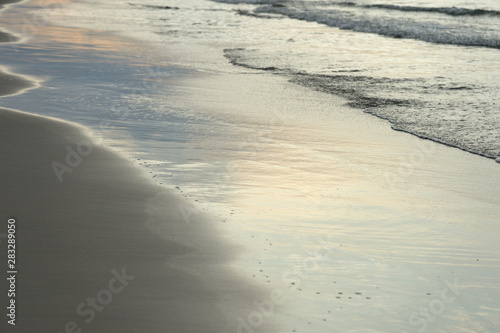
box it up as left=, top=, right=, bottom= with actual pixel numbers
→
left=0, top=107, right=276, bottom=332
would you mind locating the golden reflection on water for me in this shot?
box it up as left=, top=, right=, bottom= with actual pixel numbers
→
left=177, top=71, right=500, bottom=271
left=3, top=1, right=500, bottom=330
left=30, top=25, right=136, bottom=53
left=5, top=2, right=143, bottom=56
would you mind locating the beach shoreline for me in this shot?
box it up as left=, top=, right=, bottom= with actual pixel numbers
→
left=1, top=0, right=500, bottom=332
left=0, top=107, right=279, bottom=332
left=0, top=1, right=279, bottom=331
left=0, top=0, right=22, bottom=41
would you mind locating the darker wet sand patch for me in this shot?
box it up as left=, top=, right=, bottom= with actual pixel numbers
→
left=0, top=0, right=22, bottom=8
left=0, top=69, right=36, bottom=96
left=0, top=108, right=277, bottom=332
left=0, top=30, right=18, bottom=43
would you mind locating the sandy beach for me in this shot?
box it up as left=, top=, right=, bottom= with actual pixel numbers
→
left=0, top=69, right=36, bottom=97
left=0, top=108, right=277, bottom=332
left=0, top=2, right=275, bottom=332
left=1, top=0, right=500, bottom=332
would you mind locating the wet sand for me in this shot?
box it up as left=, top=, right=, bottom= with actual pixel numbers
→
left=0, top=1, right=275, bottom=331
left=0, top=106, right=275, bottom=332
left=0, top=30, right=17, bottom=43
left=0, top=69, right=36, bottom=96
left=2, top=0, right=500, bottom=331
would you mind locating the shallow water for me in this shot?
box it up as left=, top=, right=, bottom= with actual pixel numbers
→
left=2, top=0, right=500, bottom=331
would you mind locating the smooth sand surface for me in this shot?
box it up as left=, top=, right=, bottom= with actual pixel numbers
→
left=3, top=0, right=499, bottom=331
left=0, top=107, right=275, bottom=332
left=0, top=2, right=275, bottom=331
left=0, top=69, right=36, bottom=96
left=0, top=30, right=17, bottom=43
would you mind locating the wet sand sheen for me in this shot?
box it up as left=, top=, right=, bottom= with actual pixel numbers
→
left=0, top=0, right=21, bottom=41
left=2, top=0, right=500, bottom=331
left=0, top=69, right=36, bottom=96
left=0, top=0, right=31, bottom=91
left=0, top=1, right=275, bottom=331
left=0, top=107, right=275, bottom=332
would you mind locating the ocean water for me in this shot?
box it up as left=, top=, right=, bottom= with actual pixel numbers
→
left=67, top=0, right=500, bottom=160
left=217, top=0, right=500, bottom=161
left=19, top=0, right=498, bottom=160
left=2, top=0, right=500, bottom=332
